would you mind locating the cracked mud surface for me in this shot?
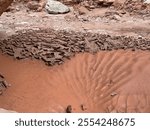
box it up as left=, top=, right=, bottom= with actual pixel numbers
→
left=0, top=29, right=150, bottom=66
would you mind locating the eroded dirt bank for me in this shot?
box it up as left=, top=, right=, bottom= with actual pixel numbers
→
left=0, top=50, right=150, bottom=112
left=0, top=29, right=150, bottom=66
left=0, top=0, right=13, bottom=15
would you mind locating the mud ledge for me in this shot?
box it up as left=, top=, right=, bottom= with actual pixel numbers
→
left=0, top=28, right=150, bottom=66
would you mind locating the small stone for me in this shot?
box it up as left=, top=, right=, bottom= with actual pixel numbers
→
left=66, top=105, right=72, bottom=113
left=0, top=74, right=4, bottom=79
left=80, top=104, right=87, bottom=111
left=78, top=6, right=89, bottom=15
left=144, top=0, right=150, bottom=4
left=45, top=0, right=70, bottom=14
left=3, top=80, right=9, bottom=88
left=16, top=7, right=20, bottom=11
left=138, top=35, right=143, bottom=39
left=27, top=1, right=39, bottom=11
left=111, top=92, right=118, bottom=97
left=113, top=14, right=121, bottom=21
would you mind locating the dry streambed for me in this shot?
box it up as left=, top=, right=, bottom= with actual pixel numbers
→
left=0, top=29, right=150, bottom=112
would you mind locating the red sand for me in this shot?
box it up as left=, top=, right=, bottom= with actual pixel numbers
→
left=0, top=50, right=150, bottom=112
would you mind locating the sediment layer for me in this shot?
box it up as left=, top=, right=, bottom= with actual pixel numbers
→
left=0, top=29, right=150, bottom=66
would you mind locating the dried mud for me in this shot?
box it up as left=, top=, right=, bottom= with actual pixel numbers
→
left=0, top=29, right=150, bottom=66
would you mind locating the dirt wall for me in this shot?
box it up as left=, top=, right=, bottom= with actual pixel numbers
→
left=0, top=0, right=13, bottom=15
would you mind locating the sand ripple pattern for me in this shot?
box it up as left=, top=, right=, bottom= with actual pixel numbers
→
left=49, top=51, right=150, bottom=112
left=0, top=50, right=150, bottom=112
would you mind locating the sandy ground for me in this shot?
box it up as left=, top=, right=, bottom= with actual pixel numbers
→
left=0, top=1, right=150, bottom=113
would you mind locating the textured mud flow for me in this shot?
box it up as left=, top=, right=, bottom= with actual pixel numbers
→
left=0, top=50, right=150, bottom=112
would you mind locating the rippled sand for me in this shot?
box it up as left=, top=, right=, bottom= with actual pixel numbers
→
left=0, top=50, right=150, bottom=112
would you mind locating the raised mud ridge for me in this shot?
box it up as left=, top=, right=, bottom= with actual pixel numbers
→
left=0, top=29, right=150, bottom=66
left=0, top=73, right=10, bottom=95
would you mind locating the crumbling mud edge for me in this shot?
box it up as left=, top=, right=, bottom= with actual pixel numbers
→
left=0, top=28, right=150, bottom=66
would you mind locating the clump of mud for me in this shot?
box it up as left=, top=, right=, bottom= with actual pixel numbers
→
left=0, top=29, right=149, bottom=66
left=0, top=73, right=10, bottom=95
